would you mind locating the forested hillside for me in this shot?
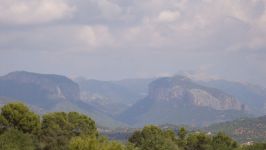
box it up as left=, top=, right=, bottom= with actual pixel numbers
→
left=205, top=115, right=266, bottom=143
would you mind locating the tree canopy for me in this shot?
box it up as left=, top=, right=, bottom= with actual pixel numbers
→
left=0, top=128, right=35, bottom=150
left=69, top=136, right=128, bottom=150
left=129, top=125, right=179, bottom=150
left=0, top=102, right=265, bottom=150
left=0, top=102, right=40, bottom=134
left=40, top=112, right=97, bottom=150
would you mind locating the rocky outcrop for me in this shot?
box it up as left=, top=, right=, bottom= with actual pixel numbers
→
left=148, top=75, right=242, bottom=111
left=198, top=80, right=266, bottom=115
left=191, top=89, right=241, bottom=110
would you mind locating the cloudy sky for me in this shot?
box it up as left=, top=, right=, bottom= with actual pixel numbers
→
left=0, top=0, right=266, bottom=85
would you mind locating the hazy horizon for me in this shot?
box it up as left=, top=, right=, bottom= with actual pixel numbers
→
left=1, top=0, right=266, bottom=86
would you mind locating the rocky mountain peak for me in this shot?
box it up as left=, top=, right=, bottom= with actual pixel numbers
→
left=147, top=76, right=243, bottom=111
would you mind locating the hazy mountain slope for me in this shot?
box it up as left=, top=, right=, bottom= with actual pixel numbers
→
left=0, top=71, right=125, bottom=128
left=0, top=71, right=80, bottom=107
left=114, top=78, right=154, bottom=98
left=76, top=78, right=151, bottom=115
left=117, top=76, right=247, bottom=127
left=199, top=80, right=266, bottom=115
left=205, top=115, right=266, bottom=142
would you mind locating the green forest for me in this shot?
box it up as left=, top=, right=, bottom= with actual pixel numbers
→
left=0, top=102, right=265, bottom=150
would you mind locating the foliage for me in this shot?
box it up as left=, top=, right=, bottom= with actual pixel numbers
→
left=240, top=143, right=266, bottom=150
left=0, top=115, right=9, bottom=133
left=211, top=132, right=238, bottom=150
left=0, top=102, right=265, bottom=150
left=177, top=127, right=187, bottom=148
left=129, top=125, right=179, bottom=150
left=0, top=128, right=35, bottom=150
left=40, top=112, right=97, bottom=150
left=0, top=102, right=40, bottom=134
left=185, top=132, right=212, bottom=150
left=69, top=136, right=129, bottom=150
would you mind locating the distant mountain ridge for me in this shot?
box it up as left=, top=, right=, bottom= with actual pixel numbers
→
left=1, top=71, right=266, bottom=128
left=0, top=71, right=125, bottom=128
left=117, top=75, right=248, bottom=127
left=0, top=71, right=80, bottom=107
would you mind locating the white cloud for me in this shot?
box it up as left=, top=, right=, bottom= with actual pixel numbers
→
left=77, top=25, right=115, bottom=49
left=1, top=0, right=266, bottom=85
left=157, top=10, right=180, bottom=22
left=112, top=0, right=266, bottom=52
left=97, top=0, right=123, bottom=19
left=0, top=0, right=75, bottom=25
left=1, top=0, right=265, bottom=52
left=0, top=25, right=115, bottom=52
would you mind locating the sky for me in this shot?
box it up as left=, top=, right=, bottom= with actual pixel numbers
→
left=0, top=0, right=266, bottom=86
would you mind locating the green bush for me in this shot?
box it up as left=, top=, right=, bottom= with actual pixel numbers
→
left=129, top=125, right=179, bottom=150
left=0, top=128, right=35, bottom=150
left=69, top=136, right=127, bottom=150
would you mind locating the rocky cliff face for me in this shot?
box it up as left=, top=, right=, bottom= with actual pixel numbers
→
left=190, top=89, right=241, bottom=110
left=148, top=76, right=242, bottom=111
left=198, top=80, right=266, bottom=115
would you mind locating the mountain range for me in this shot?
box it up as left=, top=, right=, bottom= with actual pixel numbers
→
left=0, top=71, right=266, bottom=128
